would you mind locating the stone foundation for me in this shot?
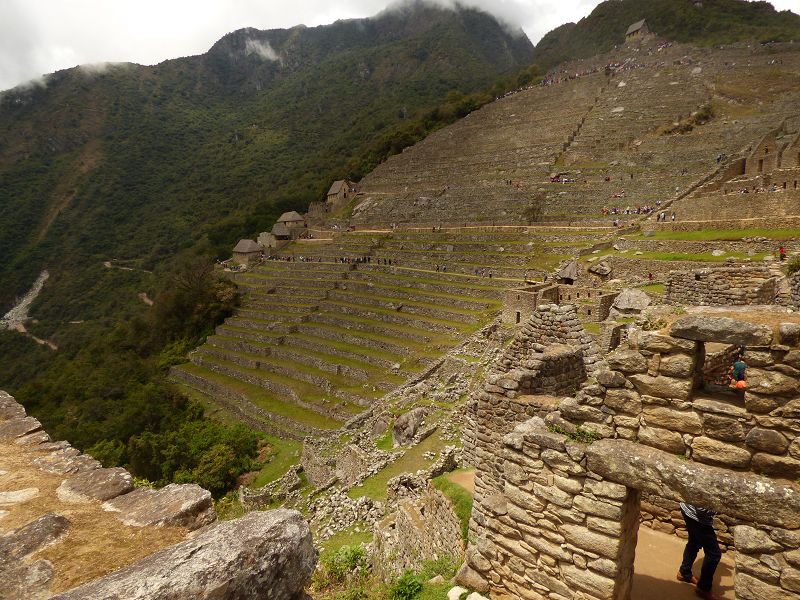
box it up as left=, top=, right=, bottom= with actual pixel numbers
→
left=665, top=266, right=776, bottom=306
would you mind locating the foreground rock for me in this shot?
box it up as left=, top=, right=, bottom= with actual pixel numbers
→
left=393, top=407, right=426, bottom=446
left=53, top=510, right=317, bottom=600
left=670, top=315, right=773, bottom=346
left=57, top=467, right=134, bottom=503
left=102, top=483, right=215, bottom=530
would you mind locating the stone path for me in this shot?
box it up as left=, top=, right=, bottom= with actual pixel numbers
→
left=633, top=525, right=735, bottom=600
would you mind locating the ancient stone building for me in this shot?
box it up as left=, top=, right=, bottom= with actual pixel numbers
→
left=459, top=311, right=800, bottom=600
left=503, top=285, right=619, bottom=325
left=625, top=19, right=649, bottom=40
left=232, top=239, right=263, bottom=265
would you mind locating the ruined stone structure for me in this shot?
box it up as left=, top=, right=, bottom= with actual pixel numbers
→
left=373, top=483, right=465, bottom=579
left=503, top=285, right=618, bottom=325
left=459, top=312, right=800, bottom=599
left=665, top=265, right=777, bottom=306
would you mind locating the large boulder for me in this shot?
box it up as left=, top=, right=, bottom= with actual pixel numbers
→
left=393, top=408, right=427, bottom=446
left=57, top=468, right=134, bottom=503
left=612, top=288, right=651, bottom=313
left=670, top=315, right=773, bottom=347
left=52, top=510, right=317, bottom=600
left=102, top=483, right=215, bottom=531
left=586, top=439, right=800, bottom=529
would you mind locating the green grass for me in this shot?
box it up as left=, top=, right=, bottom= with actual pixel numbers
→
left=250, top=434, right=303, bottom=488
left=348, top=432, right=445, bottom=501
left=175, top=363, right=343, bottom=429
left=582, top=322, right=602, bottom=335
left=320, top=521, right=375, bottom=556
left=634, top=228, right=800, bottom=242
left=375, top=428, right=393, bottom=451
left=638, top=283, right=666, bottom=295
left=588, top=249, right=769, bottom=263
left=432, top=471, right=474, bottom=542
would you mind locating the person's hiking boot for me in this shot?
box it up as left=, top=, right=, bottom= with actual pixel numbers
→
left=676, top=572, right=698, bottom=585
left=695, top=588, right=722, bottom=600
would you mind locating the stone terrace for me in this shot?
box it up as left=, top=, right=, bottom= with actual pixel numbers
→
left=172, top=233, right=528, bottom=438
left=349, top=42, right=800, bottom=228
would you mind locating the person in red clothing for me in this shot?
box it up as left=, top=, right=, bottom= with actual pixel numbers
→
left=780, top=246, right=787, bottom=262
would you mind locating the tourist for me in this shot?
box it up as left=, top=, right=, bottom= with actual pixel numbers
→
left=677, top=501, right=722, bottom=600
left=779, top=246, right=787, bottom=262
left=730, top=353, right=747, bottom=391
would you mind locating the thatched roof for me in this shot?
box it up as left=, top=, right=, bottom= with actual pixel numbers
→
left=233, top=239, right=262, bottom=253
left=277, top=211, right=304, bottom=223
left=271, top=223, right=291, bottom=237
left=328, top=180, right=346, bottom=195
left=626, top=19, right=647, bottom=36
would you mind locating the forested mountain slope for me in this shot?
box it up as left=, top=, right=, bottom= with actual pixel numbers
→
left=0, top=2, right=533, bottom=321
left=533, top=0, right=800, bottom=69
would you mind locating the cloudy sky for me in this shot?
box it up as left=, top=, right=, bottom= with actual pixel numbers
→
left=1, top=0, right=798, bottom=91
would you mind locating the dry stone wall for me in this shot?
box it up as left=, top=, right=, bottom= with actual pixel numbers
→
left=373, top=483, right=465, bottom=579
left=665, top=266, right=776, bottom=306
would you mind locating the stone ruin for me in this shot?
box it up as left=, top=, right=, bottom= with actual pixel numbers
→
left=503, top=285, right=620, bottom=325
left=665, top=265, right=779, bottom=307
left=458, top=306, right=800, bottom=599
left=0, top=391, right=316, bottom=599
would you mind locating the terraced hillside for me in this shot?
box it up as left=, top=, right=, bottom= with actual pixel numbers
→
left=352, top=40, right=800, bottom=227
left=173, top=230, right=574, bottom=437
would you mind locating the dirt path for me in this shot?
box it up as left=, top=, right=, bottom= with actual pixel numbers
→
left=445, top=469, right=475, bottom=493
left=633, top=526, right=735, bottom=600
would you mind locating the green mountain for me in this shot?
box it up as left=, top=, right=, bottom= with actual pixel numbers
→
left=0, top=2, right=533, bottom=325
left=533, top=0, right=800, bottom=69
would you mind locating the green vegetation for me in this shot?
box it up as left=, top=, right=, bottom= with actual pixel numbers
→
left=2, top=260, right=260, bottom=497
left=788, top=257, right=800, bottom=276
left=250, top=435, right=303, bottom=488
left=635, top=228, right=800, bottom=241
left=432, top=472, right=474, bottom=541
left=638, top=283, right=666, bottom=295
left=548, top=424, right=604, bottom=444
left=349, top=433, right=444, bottom=501
left=533, top=0, right=800, bottom=70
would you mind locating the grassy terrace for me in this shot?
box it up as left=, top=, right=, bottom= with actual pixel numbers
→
left=175, top=363, right=342, bottom=430
left=297, top=321, right=443, bottom=359
left=190, top=353, right=368, bottom=413
left=631, top=228, right=800, bottom=241
left=343, top=280, right=499, bottom=308
left=290, top=332, right=409, bottom=365
left=348, top=431, right=446, bottom=501
left=275, top=343, right=406, bottom=386
left=585, top=249, right=770, bottom=263
left=197, top=345, right=385, bottom=402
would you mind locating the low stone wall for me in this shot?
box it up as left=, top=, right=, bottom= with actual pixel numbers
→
left=373, top=483, right=465, bottom=580
left=642, top=215, right=800, bottom=233
left=665, top=266, right=776, bottom=306
left=790, top=272, right=800, bottom=309
left=592, top=257, right=712, bottom=284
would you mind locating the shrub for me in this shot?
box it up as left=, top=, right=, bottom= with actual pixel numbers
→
left=389, top=571, right=423, bottom=600
left=788, top=256, right=800, bottom=275
left=320, top=544, right=370, bottom=585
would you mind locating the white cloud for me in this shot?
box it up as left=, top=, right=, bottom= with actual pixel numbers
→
left=0, top=0, right=797, bottom=91
left=244, top=39, right=281, bottom=62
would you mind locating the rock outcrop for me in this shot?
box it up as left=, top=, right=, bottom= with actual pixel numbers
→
left=52, top=510, right=317, bottom=600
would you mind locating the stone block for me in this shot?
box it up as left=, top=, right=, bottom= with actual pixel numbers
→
left=748, top=368, right=800, bottom=397
left=733, top=525, right=783, bottom=553
left=670, top=315, right=773, bottom=346
left=702, top=414, right=745, bottom=442
left=561, top=563, right=617, bottom=598
left=586, top=439, right=800, bottom=529
left=584, top=480, right=628, bottom=500
left=691, top=437, right=751, bottom=468
left=595, top=370, right=627, bottom=388
left=57, top=468, right=134, bottom=503
left=751, top=453, right=800, bottom=479
left=573, top=495, right=623, bottom=520
left=561, top=524, right=621, bottom=559
left=637, top=426, right=685, bottom=454
left=628, top=374, right=691, bottom=400
left=637, top=332, right=695, bottom=353
left=643, top=407, right=702, bottom=434
left=658, top=354, right=694, bottom=378
left=604, top=389, right=642, bottom=415
left=781, top=566, right=800, bottom=593
left=605, top=350, right=647, bottom=374
left=736, top=572, right=790, bottom=600
left=779, top=323, right=800, bottom=346
left=745, top=428, right=789, bottom=454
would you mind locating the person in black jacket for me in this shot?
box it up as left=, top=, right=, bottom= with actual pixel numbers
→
left=677, top=501, right=723, bottom=600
